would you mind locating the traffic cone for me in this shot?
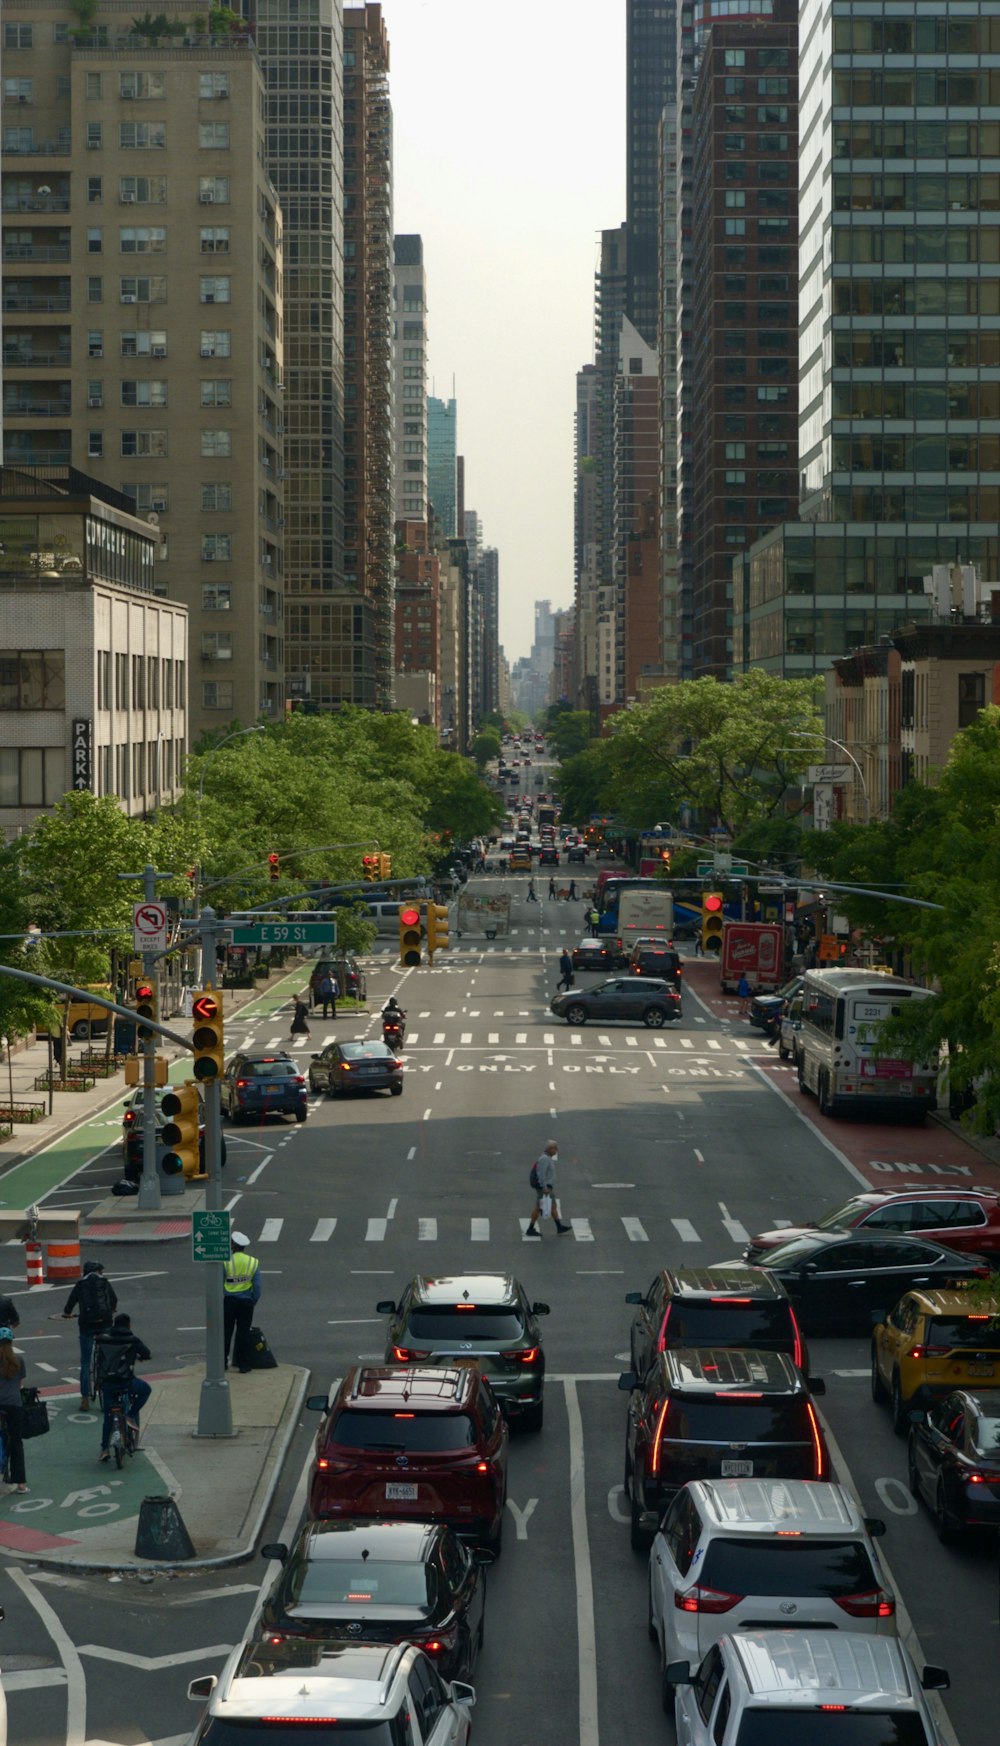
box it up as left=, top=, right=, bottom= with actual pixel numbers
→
left=25, top=1241, right=43, bottom=1287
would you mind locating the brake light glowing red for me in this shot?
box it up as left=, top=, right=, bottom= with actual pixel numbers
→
left=656, top=1304, right=672, bottom=1352
left=393, top=1412, right=415, bottom=1419
left=475, top=1461, right=490, bottom=1473
left=789, top=1305, right=805, bottom=1373
left=347, top=1592, right=372, bottom=1601
left=455, top=1303, right=477, bottom=1310
left=806, top=1399, right=826, bottom=1479
left=425, top=1640, right=443, bottom=1654
left=650, top=1397, right=670, bottom=1475
left=835, top=1588, right=895, bottom=1619
left=719, top=1391, right=763, bottom=1398
left=392, top=1346, right=429, bottom=1361
left=909, top=1346, right=926, bottom=1361
left=711, top=1297, right=752, bottom=1304
left=775, top=1530, right=803, bottom=1537
left=316, top=1457, right=330, bottom=1470
left=519, top=1347, right=539, bottom=1364
left=819, top=1706, right=848, bottom=1713
left=674, top=1584, right=742, bottom=1614
left=236, top=1079, right=250, bottom=1088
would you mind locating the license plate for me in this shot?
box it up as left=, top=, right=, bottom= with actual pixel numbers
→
left=385, top=1482, right=417, bottom=1501
left=721, top=1459, right=753, bottom=1477
left=968, top=1364, right=995, bottom=1376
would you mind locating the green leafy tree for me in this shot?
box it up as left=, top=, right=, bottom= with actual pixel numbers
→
left=545, top=710, right=594, bottom=763
left=470, top=728, right=501, bottom=770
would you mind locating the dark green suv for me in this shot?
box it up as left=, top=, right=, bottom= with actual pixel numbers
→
left=376, top=1273, right=550, bottom=1431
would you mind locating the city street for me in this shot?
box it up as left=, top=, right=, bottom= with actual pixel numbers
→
left=0, top=883, right=995, bottom=1746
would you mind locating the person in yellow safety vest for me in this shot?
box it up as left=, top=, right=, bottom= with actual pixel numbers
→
left=223, top=1233, right=261, bottom=1374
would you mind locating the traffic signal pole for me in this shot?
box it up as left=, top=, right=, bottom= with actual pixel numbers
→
left=119, top=864, right=177, bottom=1211
left=195, top=905, right=233, bottom=1439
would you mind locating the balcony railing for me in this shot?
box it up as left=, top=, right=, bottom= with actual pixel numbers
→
left=3, top=400, right=71, bottom=417
left=3, top=140, right=71, bottom=156
left=1, top=194, right=70, bottom=213
left=2, top=294, right=71, bottom=312
left=2, top=243, right=70, bottom=263
left=3, top=350, right=70, bottom=368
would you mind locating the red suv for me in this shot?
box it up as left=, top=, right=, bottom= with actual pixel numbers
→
left=307, top=1365, right=509, bottom=1554
left=746, top=1188, right=1000, bottom=1263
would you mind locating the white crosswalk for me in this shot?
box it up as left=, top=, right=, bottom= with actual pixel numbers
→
left=241, top=1211, right=758, bottom=1248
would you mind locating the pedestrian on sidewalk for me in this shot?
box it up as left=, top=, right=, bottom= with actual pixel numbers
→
left=737, top=972, right=752, bottom=1017
left=548, top=876, right=557, bottom=900
left=568, top=879, right=578, bottom=902
left=94, top=1313, right=151, bottom=1461
left=556, top=948, right=574, bottom=992
left=223, top=1232, right=261, bottom=1373
left=290, top=993, right=311, bottom=1040
left=0, top=1326, right=28, bottom=1492
left=525, top=1142, right=571, bottom=1237
left=61, top=1260, right=117, bottom=1411
left=527, top=878, right=538, bottom=903
left=317, top=971, right=339, bottom=1020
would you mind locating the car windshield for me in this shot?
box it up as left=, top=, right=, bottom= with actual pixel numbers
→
left=341, top=1043, right=392, bottom=1061
left=972, top=1413, right=1000, bottom=1455
left=926, top=1316, right=1000, bottom=1350
left=406, top=1308, right=525, bottom=1342
left=666, top=1303, right=793, bottom=1346
left=198, top=1723, right=402, bottom=1746
left=284, top=1556, right=435, bottom=1611
left=330, top=1410, right=476, bottom=1451
left=814, top=1199, right=874, bottom=1231
left=242, top=1061, right=295, bottom=1079
left=701, top=1538, right=875, bottom=1597
left=666, top=1399, right=811, bottom=1443
left=734, top=1719, right=928, bottom=1745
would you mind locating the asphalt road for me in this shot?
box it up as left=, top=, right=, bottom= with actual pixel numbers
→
left=1, top=880, right=996, bottom=1746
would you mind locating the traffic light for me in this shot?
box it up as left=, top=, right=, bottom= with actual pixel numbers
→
left=268, top=852, right=281, bottom=881
left=702, top=892, right=725, bottom=955
left=660, top=848, right=671, bottom=868
left=426, top=902, right=450, bottom=962
left=191, top=989, right=224, bottom=1081
left=399, top=904, right=423, bottom=967
left=160, top=1082, right=203, bottom=1180
left=135, top=981, right=157, bottom=1043
left=379, top=852, right=393, bottom=880
left=362, top=854, right=379, bottom=883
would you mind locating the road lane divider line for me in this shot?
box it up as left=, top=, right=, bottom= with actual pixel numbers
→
left=471, top=1218, right=489, bottom=1241
left=8, top=1565, right=87, bottom=1746
left=744, top=1057, right=871, bottom=1191
left=562, top=1378, right=599, bottom=1746
left=245, top=1154, right=273, bottom=1186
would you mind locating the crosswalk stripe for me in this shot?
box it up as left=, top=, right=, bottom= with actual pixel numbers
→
left=311, top=1218, right=337, bottom=1242
left=366, top=1218, right=387, bottom=1242
left=407, top=1032, right=418, bottom=1044
left=266, top=1036, right=282, bottom=1048
left=680, top=1038, right=694, bottom=1050
left=622, top=1217, right=648, bottom=1242
left=418, top=1217, right=437, bottom=1241
left=672, top=1218, right=700, bottom=1242
left=488, top=1032, right=499, bottom=1044
left=471, top=1218, right=490, bottom=1241
left=570, top=1033, right=582, bottom=1045
left=708, top=1039, right=722, bottom=1051
left=626, top=1036, right=638, bottom=1048
left=572, top=1218, right=594, bottom=1242
left=433, top=1032, right=445, bottom=1044
left=722, top=1215, right=750, bottom=1243
left=543, top=1032, right=555, bottom=1045
left=598, top=1034, right=612, bottom=1046
left=774, top=1218, right=793, bottom=1228
left=259, top=1218, right=283, bottom=1242
left=653, top=1037, right=666, bottom=1049
left=515, top=1031, right=527, bottom=1043
left=460, top=1032, right=472, bottom=1044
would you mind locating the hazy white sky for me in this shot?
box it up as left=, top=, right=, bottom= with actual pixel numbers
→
left=381, top=0, right=626, bottom=664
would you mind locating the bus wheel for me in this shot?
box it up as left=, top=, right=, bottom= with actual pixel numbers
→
left=818, top=1072, right=834, bottom=1117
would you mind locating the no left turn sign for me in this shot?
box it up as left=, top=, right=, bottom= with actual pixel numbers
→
left=133, top=900, right=168, bottom=953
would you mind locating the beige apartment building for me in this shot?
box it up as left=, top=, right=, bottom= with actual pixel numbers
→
left=1, top=3, right=284, bottom=733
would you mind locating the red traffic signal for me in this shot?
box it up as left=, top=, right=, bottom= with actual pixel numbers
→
left=268, top=852, right=280, bottom=881
left=399, top=905, right=420, bottom=928
left=135, top=982, right=154, bottom=1003
left=191, top=992, right=219, bottom=1026
left=704, top=893, right=724, bottom=913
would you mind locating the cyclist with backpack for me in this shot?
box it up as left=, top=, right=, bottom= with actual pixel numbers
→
left=62, top=1260, right=117, bottom=1412
left=93, top=1313, right=151, bottom=1462
left=525, top=1141, right=571, bottom=1237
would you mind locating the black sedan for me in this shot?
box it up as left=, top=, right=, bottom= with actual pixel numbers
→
left=571, top=937, right=615, bottom=973
left=308, top=1038, right=404, bottom=1097
left=907, top=1389, right=1000, bottom=1539
left=550, top=976, right=681, bottom=1028
left=745, top=1232, right=991, bottom=1334
left=259, top=1519, right=490, bottom=1682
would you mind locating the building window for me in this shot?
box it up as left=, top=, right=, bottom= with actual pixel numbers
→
left=200, top=71, right=230, bottom=99
left=202, top=583, right=231, bottom=610
left=0, top=748, right=64, bottom=808
left=4, top=25, right=33, bottom=47
left=124, top=483, right=169, bottom=514
left=202, top=680, right=234, bottom=710
left=88, top=330, right=103, bottom=358
left=120, top=175, right=167, bottom=203
left=119, top=71, right=165, bottom=99
left=120, top=226, right=166, bottom=253
left=725, top=470, right=746, bottom=485
left=119, top=122, right=167, bottom=149
left=87, top=276, right=103, bottom=302
left=87, top=380, right=103, bottom=409
left=202, top=483, right=232, bottom=511
left=200, top=330, right=231, bottom=358
left=201, top=534, right=232, bottom=562
left=0, top=651, right=65, bottom=710
left=724, top=219, right=746, bottom=235
left=87, top=177, right=102, bottom=203
left=121, top=429, right=168, bottom=456
left=724, top=135, right=745, bottom=152
left=201, top=429, right=232, bottom=457
left=121, top=380, right=167, bottom=407
left=121, top=330, right=167, bottom=357
left=200, top=276, right=230, bottom=304
left=86, top=227, right=103, bottom=254
left=97, top=649, right=111, bottom=711
left=199, top=122, right=229, bottom=149
left=725, top=443, right=746, bottom=460
left=958, top=672, right=986, bottom=728
left=199, top=176, right=230, bottom=203
left=724, top=191, right=746, bottom=209
left=199, top=226, right=229, bottom=253
left=724, top=49, right=745, bottom=67
left=120, top=275, right=166, bottom=303
left=200, top=379, right=232, bottom=407
left=201, top=632, right=233, bottom=663
left=86, top=122, right=102, bottom=149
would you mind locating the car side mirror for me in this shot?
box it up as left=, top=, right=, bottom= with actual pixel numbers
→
left=802, top=1262, right=819, bottom=1275
left=618, top=1371, right=639, bottom=1392
left=451, top=1681, right=476, bottom=1707
left=921, top=1666, right=950, bottom=1692
left=310, top=1053, right=320, bottom=1060
left=863, top=1517, right=886, bottom=1538
left=305, top=1393, right=330, bottom=1412
left=188, top=1675, right=218, bottom=1701
left=376, top=1300, right=396, bottom=1315
left=624, top=1291, right=644, bottom=1305
left=665, top=1661, right=693, bottom=1687
left=807, top=1376, right=826, bottom=1397
left=473, top=1547, right=495, bottom=1566
left=260, top=1542, right=288, bottom=1562
left=909, top=1408, right=928, bottom=1426
left=531, top=1301, right=550, bottom=1315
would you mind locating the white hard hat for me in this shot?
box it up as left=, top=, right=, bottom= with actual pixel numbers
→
left=231, top=1231, right=250, bottom=1247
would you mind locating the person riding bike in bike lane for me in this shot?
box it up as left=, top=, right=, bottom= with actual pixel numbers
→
left=94, top=1313, right=151, bottom=1463
left=62, top=1259, right=117, bottom=1412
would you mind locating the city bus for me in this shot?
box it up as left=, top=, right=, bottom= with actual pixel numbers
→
left=795, top=969, right=938, bottom=1121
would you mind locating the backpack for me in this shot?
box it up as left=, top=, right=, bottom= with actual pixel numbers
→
left=529, top=1161, right=541, bottom=1191
left=79, top=1272, right=114, bottom=1328
left=93, top=1337, right=133, bottom=1386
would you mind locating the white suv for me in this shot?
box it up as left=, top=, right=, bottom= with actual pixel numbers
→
left=649, top=1480, right=894, bottom=1700
left=188, top=1639, right=475, bottom=1746
left=668, top=1631, right=948, bottom=1746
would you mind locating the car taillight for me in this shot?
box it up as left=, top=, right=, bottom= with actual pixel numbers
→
left=236, top=1078, right=250, bottom=1088
left=293, top=1076, right=306, bottom=1086
left=315, top=1456, right=330, bottom=1470
left=123, top=1111, right=136, bottom=1126
left=392, top=1346, right=430, bottom=1361
left=650, top=1398, right=671, bottom=1475
left=519, top=1347, right=539, bottom=1364
left=835, top=1588, right=895, bottom=1619
left=806, top=1399, right=826, bottom=1479
left=475, top=1460, right=490, bottom=1474
left=656, top=1304, right=672, bottom=1352
left=675, top=1584, right=742, bottom=1615
left=908, top=1346, right=926, bottom=1361
left=789, top=1305, right=805, bottom=1373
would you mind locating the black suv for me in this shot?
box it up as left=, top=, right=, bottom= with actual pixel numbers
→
left=619, top=1348, right=831, bottom=1547
left=625, top=1266, right=812, bottom=1382
left=221, top=1052, right=309, bottom=1123
left=629, top=942, right=682, bottom=984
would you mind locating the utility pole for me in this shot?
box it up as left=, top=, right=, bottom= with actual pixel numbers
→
left=120, top=864, right=177, bottom=1210
left=196, top=905, right=233, bottom=1438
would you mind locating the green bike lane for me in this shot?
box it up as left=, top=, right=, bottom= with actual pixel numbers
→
left=0, top=965, right=310, bottom=1212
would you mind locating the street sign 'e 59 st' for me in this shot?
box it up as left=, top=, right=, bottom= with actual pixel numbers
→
left=231, top=922, right=337, bottom=946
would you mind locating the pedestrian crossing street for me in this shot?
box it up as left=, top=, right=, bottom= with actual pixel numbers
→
left=235, top=1207, right=794, bottom=1248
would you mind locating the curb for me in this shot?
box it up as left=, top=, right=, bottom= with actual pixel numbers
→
left=7, top=1365, right=311, bottom=1574
left=929, top=1108, right=1000, bottom=1170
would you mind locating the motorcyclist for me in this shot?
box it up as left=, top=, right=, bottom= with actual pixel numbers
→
left=382, top=997, right=406, bottom=1044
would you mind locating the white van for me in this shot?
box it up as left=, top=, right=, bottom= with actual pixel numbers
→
left=365, top=900, right=402, bottom=936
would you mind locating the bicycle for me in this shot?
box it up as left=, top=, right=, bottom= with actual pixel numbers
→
left=104, top=1381, right=140, bottom=1469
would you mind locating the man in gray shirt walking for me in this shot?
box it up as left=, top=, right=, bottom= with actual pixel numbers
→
left=525, top=1141, right=571, bottom=1236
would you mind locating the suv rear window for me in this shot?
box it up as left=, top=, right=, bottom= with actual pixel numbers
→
left=406, top=1309, right=524, bottom=1341
left=666, top=1399, right=810, bottom=1443
left=330, top=1410, right=477, bottom=1451
left=667, top=1302, right=793, bottom=1346
left=701, top=1538, right=875, bottom=1597
left=735, top=1718, right=928, bottom=1745
left=242, top=1061, right=295, bottom=1079
left=198, top=1722, right=403, bottom=1746
left=287, top=1556, right=434, bottom=1610
left=926, top=1316, right=1000, bottom=1350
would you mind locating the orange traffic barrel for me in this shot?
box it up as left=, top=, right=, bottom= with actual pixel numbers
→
left=46, top=1238, right=81, bottom=1281
left=25, top=1241, right=44, bottom=1287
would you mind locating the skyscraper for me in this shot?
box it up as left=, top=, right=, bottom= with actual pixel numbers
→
left=393, top=235, right=428, bottom=523
left=427, top=396, right=457, bottom=538
left=626, top=1, right=677, bottom=350
left=734, top=1, right=1000, bottom=676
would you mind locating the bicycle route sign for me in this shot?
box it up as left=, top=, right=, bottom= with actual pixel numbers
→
left=192, top=1208, right=232, bottom=1263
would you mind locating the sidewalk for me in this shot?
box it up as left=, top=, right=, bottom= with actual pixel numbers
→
left=0, top=1361, right=309, bottom=1570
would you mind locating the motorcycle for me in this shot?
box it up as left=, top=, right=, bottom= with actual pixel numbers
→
left=382, top=1016, right=405, bottom=1053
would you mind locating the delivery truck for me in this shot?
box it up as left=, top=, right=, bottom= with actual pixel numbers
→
left=719, top=920, right=784, bottom=994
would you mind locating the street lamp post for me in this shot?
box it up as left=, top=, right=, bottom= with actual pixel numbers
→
left=788, top=730, right=871, bottom=825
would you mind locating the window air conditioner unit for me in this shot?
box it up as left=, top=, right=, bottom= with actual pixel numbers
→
left=87, top=394, right=102, bottom=407
left=204, top=293, right=215, bottom=303
left=151, top=344, right=166, bottom=356
left=121, top=191, right=136, bottom=203
left=200, top=190, right=215, bottom=203
left=121, top=293, right=137, bottom=303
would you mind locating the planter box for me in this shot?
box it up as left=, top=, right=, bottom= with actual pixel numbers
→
left=253, top=965, right=270, bottom=980
left=222, top=973, right=255, bottom=990
left=0, top=1104, right=45, bottom=1123
left=34, top=1074, right=95, bottom=1093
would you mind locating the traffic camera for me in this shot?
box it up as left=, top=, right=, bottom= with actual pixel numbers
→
left=160, top=1082, right=203, bottom=1179
left=135, top=981, right=157, bottom=1042
left=362, top=854, right=380, bottom=883
left=426, top=902, right=450, bottom=962
left=701, top=892, right=725, bottom=955
left=191, top=989, right=224, bottom=1081
left=399, top=904, right=423, bottom=967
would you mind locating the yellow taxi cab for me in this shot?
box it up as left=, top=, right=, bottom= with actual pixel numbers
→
left=871, top=1286, right=1000, bottom=1434
left=509, top=849, right=532, bottom=871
